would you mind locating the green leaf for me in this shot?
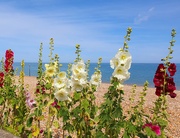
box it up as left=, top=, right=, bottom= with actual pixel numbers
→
left=74, top=92, right=81, bottom=100
left=18, top=124, right=24, bottom=133
left=156, top=118, right=168, bottom=127
left=81, top=99, right=89, bottom=110
left=26, top=117, right=33, bottom=127
left=0, top=96, right=4, bottom=104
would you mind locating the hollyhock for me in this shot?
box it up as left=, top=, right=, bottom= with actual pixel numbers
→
left=53, top=77, right=66, bottom=89
left=54, top=88, right=70, bottom=101
left=71, top=80, right=84, bottom=92
left=115, top=51, right=132, bottom=67
left=110, top=57, right=119, bottom=69
left=0, top=72, right=4, bottom=87
left=45, top=64, right=56, bottom=77
left=168, top=63, right=176, bottom=76
left=4, top=49, right=14, bottom=73
left=51, top=101, right=60, bottom=109
left=166, top=77, right=176, bottom=92
left=143, top=123, right=161, bottom=136
left=153, top=63, right=177, bottom=98
left=90, top=72, right=102, bottom=87
left=26, top=98, right=36, bottom=109
left=169, top=92, right=177, bottom=98
left=57, top=71, right=67, bottom=79
left=35, top=83, right=46, bottom=94
left=112, top=65, right=130, bottom=82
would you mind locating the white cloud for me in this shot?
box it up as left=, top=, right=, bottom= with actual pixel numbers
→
left=134, top=7, right=155, bottom=24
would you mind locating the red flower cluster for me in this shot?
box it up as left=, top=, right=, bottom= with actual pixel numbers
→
left=0, top=72, right=4, bottom=87
left=5, top=49, right=14, bottom=73
left=51, top=101, right=60, bottom=109
left=143, top=123, right=161, bottom=136
left=35, top=82, right=46, bottom=94
left=153, top=63, right=177, bottom=98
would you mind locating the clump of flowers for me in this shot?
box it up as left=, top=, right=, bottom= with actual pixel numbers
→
left=110, top=49, right=132, bottom=83
left=71, top=59, right=88, bottom=92
left=153, top=63, right=176, bottom=98
left=4, top=49, right=14, bottom=73
left=54, top=71, right=72, bottom=101
left=153, top=29, right=177, bottom=98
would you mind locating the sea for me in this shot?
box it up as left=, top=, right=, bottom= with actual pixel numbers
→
left=12, top=62, right=180, bottom=90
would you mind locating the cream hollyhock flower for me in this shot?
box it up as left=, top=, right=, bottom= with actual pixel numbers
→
left=45, top=63, right=56, bottom=77
left=57, top=71, right=66, bottom=79
left=90, top=72, right=102, bottom=86
left=112, top=65, right=130, bottom=82
left=54, top=88, right=69, bottom=101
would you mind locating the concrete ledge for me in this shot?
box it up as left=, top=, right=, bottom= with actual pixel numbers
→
left=0, top=129, right=19, bottom=138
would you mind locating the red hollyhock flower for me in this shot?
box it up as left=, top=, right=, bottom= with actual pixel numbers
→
left=168, top=63, right=176, bottom=76
left=143, top=123, right=161, bottom=136
left=5, top=49, right=14, bottom=73
left=51, top=101, right=60, bottom=109
left=169, top=92, right=177, bottom=98
left=153, top=74, right=164, bottom=87
left=166, top=77, right=176, bottom=92
left=35, top=83, right=46, bottom=94
left=0, top=72, right=4, bottom=87
left=155, top=87, right=163, bottom=96
left=155, top=64, right=165, bottom=73
left=154, top=63, right=177, bottom=98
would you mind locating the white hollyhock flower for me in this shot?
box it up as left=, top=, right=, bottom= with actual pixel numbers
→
left=53, top=77, right=66, bottom=89
left=90, top=72, right=102, bottom=86
left=54, top=88, right=69, bottom=101
left=72, top=60, right=85, bottom=75
left=71, top=78, right=84, bottom=92
left=115, top=51, right=132, bottom=69
left=73, top=71, right=87, bottom=84
left=112, top=65, right=130, bottom=82
left=72, top=82, right=84, bottom=92
left=76, top=60, right=86, bottom=71
left=110, top=57, right=119, bottom=69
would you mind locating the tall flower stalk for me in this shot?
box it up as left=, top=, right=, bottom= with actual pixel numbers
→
left=96, top=27, right=132, bottom=137
left=151, top=29, right=177, bottom=137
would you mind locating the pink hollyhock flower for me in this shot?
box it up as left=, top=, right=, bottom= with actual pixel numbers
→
left=26, top=98, right=36, bottom=108
left=168, top=63, right=176, bottom=76
left=25, top=91, right=36, bottom=108
left=143, top=123, right=161, bottom=136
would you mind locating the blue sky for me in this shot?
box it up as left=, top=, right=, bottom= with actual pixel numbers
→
left=0, top=0, right=180, bottom=63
